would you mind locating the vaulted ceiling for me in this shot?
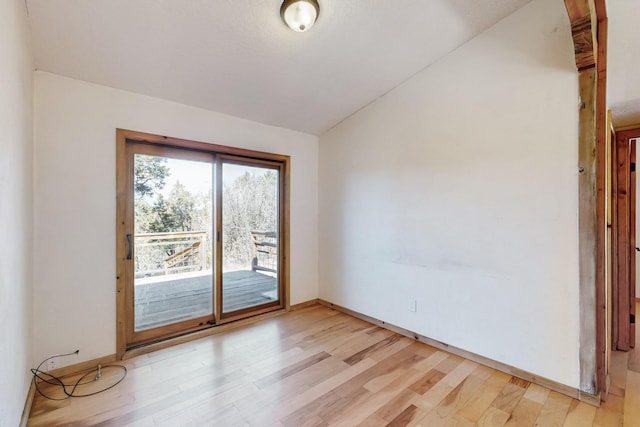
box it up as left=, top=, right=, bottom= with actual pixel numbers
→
left=25, top=0, right=533, bottom=135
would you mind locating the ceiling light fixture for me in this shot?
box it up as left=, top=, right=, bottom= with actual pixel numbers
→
left=280, top=0, right=319, bottom=33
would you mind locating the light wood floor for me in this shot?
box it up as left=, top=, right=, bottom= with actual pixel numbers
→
left=28, top=303, right=640, bottom=427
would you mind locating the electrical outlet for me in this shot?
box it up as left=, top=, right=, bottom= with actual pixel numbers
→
left=408, top=299, right=417, bottom=312
left=47, top=358, right=56, bottom=372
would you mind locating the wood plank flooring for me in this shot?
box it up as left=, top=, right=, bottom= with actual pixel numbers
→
left=28, top=303, right=640, bottom=427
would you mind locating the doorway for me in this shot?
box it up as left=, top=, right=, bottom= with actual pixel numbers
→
left=116, top=130, right=289, bottom=355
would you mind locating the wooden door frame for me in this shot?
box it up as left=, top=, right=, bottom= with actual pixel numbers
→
left=613, top=128, right=639, bottom=351
left=631, top=139, right=637, bottom=349
left=116, top=129, right=291, bottom=359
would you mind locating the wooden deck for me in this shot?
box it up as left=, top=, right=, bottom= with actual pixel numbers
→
left=134, top=270, right=277, bottom=331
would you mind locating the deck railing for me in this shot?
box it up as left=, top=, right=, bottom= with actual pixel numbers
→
left=250, top=231, right=278, bottom=274
left=134, top=230, right=276, bottom=279
left=134, top=231, right=209, bottom=278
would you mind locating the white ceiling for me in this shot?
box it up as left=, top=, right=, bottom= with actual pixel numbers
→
left=25, top=0, right=532, bottom=135
left=609, top=0, right=640, bottom=128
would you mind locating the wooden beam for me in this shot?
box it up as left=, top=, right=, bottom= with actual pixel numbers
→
left=579, top=67, right=599, bottom=397
left=595, top=13, right=608, bottom=399
left=564, top=0, right=598, bottom=70
left=566, top=0, right=606, bottom=399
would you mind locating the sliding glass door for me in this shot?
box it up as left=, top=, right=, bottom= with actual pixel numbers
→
left=119, top=134, right=287, bottom=350
left=218, top=157, right=282, bottom=319
left=126, top=144, right=215, bottom=345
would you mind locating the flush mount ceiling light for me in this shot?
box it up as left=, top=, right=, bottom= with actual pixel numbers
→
left=280, top=0, right=320, bottom=32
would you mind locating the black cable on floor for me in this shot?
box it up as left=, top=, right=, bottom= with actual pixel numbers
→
left=31, top=350, right=127, bottom=400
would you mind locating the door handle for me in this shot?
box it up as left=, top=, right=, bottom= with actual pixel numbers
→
left=127, top=234, right=133, bottom=260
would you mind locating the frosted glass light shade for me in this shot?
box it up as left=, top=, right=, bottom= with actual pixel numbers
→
left=280, top=0, right=319, bottom=32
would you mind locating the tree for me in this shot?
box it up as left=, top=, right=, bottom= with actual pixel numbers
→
left=134, top=155, right=169, bottom=200
left=145, top=182, right=200, bottom=233
left=133, top=159, right=278, bottom=273
left=135, top=181, right=212, bottom=275
left=134, top=155, right=171, bottom=234
left=145, top=195, right=178, bottom=233
left=222, top=170, right=278, bottom=267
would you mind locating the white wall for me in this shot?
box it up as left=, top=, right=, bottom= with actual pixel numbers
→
left=319, top=0, right=581, bottom=388
left=33, top=71, right=319, bottom=367
left=0, top=0, right=34, bottom=424
left=608, top=0, right=640, bottom=127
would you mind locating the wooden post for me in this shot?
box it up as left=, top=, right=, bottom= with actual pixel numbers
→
left=564, top=0, right=607, bottom=400
left=578, top=67, right=598, bottom=396
left=595, top=11, right=608, bottom=399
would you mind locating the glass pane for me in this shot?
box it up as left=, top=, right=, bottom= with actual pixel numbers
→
left=133, top=154, right=213, bottom=331
left=221, top=163, right=279, bottom=313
